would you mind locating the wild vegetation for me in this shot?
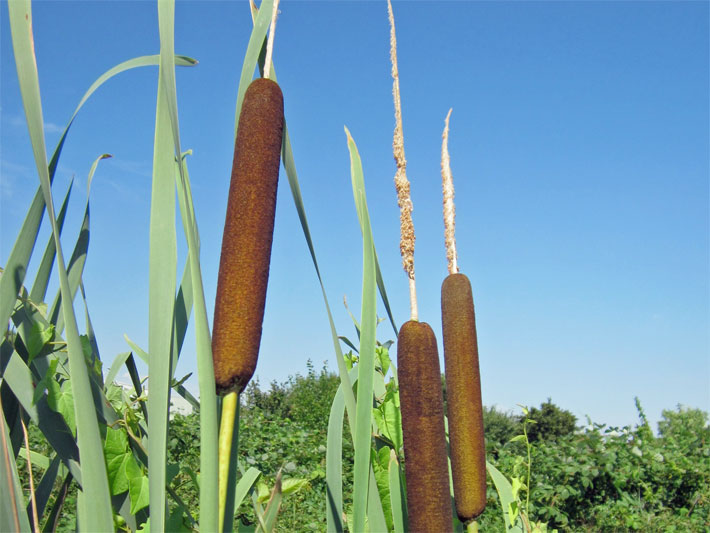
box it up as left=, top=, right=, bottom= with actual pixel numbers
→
left=15, top=361, right=710, bottom=531
left=2, top=0, right=707, bottom=532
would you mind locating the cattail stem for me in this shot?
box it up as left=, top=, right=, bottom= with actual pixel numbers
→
left=218, top=391, right=239, bottom=533
left=441, top=108, right=458, bottom=275
left=388, top=0, right=418, bottom=321
left=263, top=0, right=280, bottom=79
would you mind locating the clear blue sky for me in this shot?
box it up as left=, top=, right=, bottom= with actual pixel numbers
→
left=2, top=1, right=708, bottom=431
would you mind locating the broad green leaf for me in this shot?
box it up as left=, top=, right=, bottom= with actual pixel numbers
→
left=105, top=427, right=132, bottom=495
left=32, top=358, right=60, bottom=409
left=281, top=477, right=310, bottom=496
left=56, top=379, right=75, bottom=436
left=25, top=321, right=54, bottom=362
left=376, top=346, right=391, bottom=377
left=372, top=447, right=394, bottom=532
left=126, top=457, right=150, bottom=514
left=373, top=386, right=403, bottom=453
left=166, top=506, right=192, bottom=533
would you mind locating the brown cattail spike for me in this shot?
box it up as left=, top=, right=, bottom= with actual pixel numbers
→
left=441, top=272, right=487, bottom=522
left=212, top=77, right=284, bottom=395
left=397, top=320, right=453, bottom=533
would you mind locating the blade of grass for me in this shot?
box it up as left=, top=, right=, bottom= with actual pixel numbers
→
left=8, top=3, right=113, bottom=529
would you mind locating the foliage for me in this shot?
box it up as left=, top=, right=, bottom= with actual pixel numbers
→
left=521, top=399, right=578, bottom=443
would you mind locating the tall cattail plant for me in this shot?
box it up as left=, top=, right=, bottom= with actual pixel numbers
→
left=440, top=110, right=487, bottom=528
left=387, top=1, right=453, bottom=531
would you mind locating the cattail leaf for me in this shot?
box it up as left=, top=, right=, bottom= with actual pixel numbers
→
left=486, top=462, right=525, bottom=533
left=233, top=467, right=262, bottom=513
left=345, top=127, right=389, bottom=533
left=326, top=375, right=349, bottom=533
left=7, top=2, right=113, bottom=529
left=234, top=0, right=273, bottom=138
left=2, top=352, right=82, bottom=482
left=388, top=450, right=407, bottom=533
left=0, top=402, right=31, bottom=533
left=148, top=11, right=178, bottom=533
left=0, top=52, right=194, bottom=339
left=28, top=178, right=73, bottom=304
left=47, top=154, right=109, bottom=334
left=105, top=351, right=132, bottom=389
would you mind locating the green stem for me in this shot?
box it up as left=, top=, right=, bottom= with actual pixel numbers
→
left=218, top=391, right=239, bottom=533
left=467, top=520, right=479, bottom=533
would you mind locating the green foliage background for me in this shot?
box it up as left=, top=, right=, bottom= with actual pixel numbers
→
left=17, top=360, right=709, bottom=532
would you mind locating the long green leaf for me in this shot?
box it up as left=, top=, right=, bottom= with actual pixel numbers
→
left=388, top=449, right=406, bottom=533
left=148, top=4, right=179, bottom=530
left=7, top=3, right=113, bottom=529
left=49, top=154, right=110, bottom=334
left=28, top=178, right=73, bottom=303
left=1, top=351, right=82, bottom=482
left=326, top=385, right=345, bottom=533
left=158, top=5, right=219, bottom=530
left=346, top=128, right=380, bottom=533
left=0, top=52, right=195, bottom=341
left=28, top=453, right=61, bottom=526
left=234, top=467, right=261, bottom=511
left=487, top=461, right=524, bottom=533
left=235, top=0, right=273, bottom=137
left=0, top=400, right=31, bottom=533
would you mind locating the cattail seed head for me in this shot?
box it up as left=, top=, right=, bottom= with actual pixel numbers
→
left=212, top=77, right=284, bottom=395
left=441, top=272, right=487, bottom=522
left=397, top=320, right=453, bottom=532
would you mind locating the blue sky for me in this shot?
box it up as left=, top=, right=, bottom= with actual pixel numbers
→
left=2, top=1, right=708, bottom=431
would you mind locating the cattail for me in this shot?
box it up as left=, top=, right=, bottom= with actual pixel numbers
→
left=442, top=273, right=487, bottom=522
left=440, top=110, right=487, bottom=523
left=397, top=320, right=453, bottom=533
left=387, top=1, right=452, bottom=530
left=212, top=76, right=284, bottom=395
